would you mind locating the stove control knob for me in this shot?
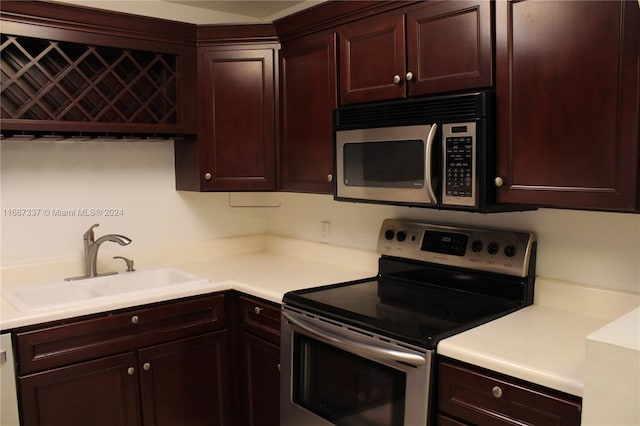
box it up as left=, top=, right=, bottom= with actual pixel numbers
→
left=471, top=240, right=483, bottom=253
left=487, top=242, right=500, bottom=255
left=396, top=231, right=407, bottom=242
left=384, top=229, right=395, bottom=240
left=504, top=244, right=517, bottom=258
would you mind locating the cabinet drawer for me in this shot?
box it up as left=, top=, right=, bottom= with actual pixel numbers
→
left=238, top=296, right=280, bottom=344
left=438, top=361, right=581, bottom=426
left=16, top=293, right=225, bottom=375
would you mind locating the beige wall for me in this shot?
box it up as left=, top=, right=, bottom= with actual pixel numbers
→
left=2, top=141, right=639, bottom=294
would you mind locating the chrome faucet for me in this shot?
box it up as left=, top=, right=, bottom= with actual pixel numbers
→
left=66, top=224, right=132, bottom=281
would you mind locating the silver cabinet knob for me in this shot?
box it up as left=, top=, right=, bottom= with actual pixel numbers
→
left=393, top=75, right=402, bottom=84
left=494, top=176, right=504, bottom=187
left=204, top=172, right=212, bottom=181
left=405, top=71, right=414, bottom=81
left=254, top=306, right=264, bottom=315
left=127, top=367, right=135, bottom=376
left=131, top=315, right=139, bottom=324
left=143, top=362, right=151, bottom=371
left=492, top=386, right=503, bottom=399
left=327, top=174, right=333, bottom=183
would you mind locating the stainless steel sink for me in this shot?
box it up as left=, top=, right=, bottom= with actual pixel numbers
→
left=4, top=268, right=210, bottom=313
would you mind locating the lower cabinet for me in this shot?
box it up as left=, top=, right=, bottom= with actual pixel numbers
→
left=438, top=359, right=582, bottom=426
left=13, top=291, right=281, bottom=426
left=20, top=352, right=140, bottom=426
left=239, top=332, right=280, bottom=426
left=138, top=332, right=230, bottom=426
left=15, top=294, right=231, bottom=426
left=235, top=294, right=281, bottom=426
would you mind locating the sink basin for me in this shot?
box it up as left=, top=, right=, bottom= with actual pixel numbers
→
left=4, top=282, right=101, bottom=312
left=4, top=268, right=211, bottom=313
left=86, top=268, right=208, bottom=296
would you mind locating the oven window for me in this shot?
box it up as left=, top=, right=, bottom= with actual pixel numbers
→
left=343, top=140, right=424, bottom=188
left=293, top=334, right=406, bottom=426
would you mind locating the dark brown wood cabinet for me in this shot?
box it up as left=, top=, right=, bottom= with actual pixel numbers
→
left=174, top=25, right=279, bottom=192
left=338, top=0, right=493, bottom=105
left=235, top=294, right=281, bottom=426
left=139, top=331, right=231, bottom=426
left=438, top=359, right=582, bottom=426
left=195, top=47, right=277, bottom=191
left=19, top=352, right=140, bottom=426
left=495, top=0, right=640, bottom=212
left=279, top=32, right=337, bottom=194
left=15, top=294, right=230, bottom=426
left=0, top=1, right=197, bottom=135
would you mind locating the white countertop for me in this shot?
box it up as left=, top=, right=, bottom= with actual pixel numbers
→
left=2, top=235, right=639, bottom=401
left=438, top=305, right=609, bottom=396
left=438, top=278, right=639, bottom=397
left=1, top=235, right=378, bottom=330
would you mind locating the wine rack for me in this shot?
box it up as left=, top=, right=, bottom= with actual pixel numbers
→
left=1, top=34, right=178, bottom=127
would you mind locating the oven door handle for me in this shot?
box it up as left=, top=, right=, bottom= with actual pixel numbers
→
left=282, top=311, right=427, bottom=367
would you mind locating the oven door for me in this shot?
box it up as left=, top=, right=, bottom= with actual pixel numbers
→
left=281, top=307, right=434, bottom=426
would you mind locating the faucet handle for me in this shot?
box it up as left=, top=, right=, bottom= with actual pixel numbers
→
left=84, top=224, right=100, bottom=242
left=113, top=256, right=135, bottom=272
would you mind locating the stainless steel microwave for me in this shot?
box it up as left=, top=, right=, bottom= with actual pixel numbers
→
left=334, top=91, right=522, bottom=212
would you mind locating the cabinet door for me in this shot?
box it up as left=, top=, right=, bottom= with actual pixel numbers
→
left=138, top=331, right=231, bottom=426
left=19, top=352, right=139, bottom=426
left=280, top=32, right=337, bottom=194
left=495, top=0, right=639, bottom=211
left=406, top=0, right=492, bottom=96
left=239, top=332, right=280, bottom=426
left=199, top=48, right=276, bottom=190
left=339, top=11, right=406, bottom=104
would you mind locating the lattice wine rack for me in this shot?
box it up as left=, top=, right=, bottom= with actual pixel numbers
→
left=1, top=34, right=178, bottom=127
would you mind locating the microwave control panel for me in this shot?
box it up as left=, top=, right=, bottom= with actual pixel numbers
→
left=442, top=122, right=476, bottom=207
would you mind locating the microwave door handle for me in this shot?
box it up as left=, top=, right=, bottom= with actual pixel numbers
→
left=425, top=123, right=438, bottom=204
left=282, top=311, right=426, bottom=367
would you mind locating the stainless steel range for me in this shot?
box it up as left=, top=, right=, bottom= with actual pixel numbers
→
left=280, top=218, right=537, bottom=426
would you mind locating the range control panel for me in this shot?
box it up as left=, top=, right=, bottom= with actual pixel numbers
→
left=377, top=219, right=536, bottom=277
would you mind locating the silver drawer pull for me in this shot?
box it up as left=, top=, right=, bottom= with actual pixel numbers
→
left=127, top=367, right=135, bottom=376
left=254, top=306, right=264, bottom=315
left=131, top=315, right=139, bottom=324
left=492, top=386, right=503, bottom=399
left=143, top=362, right=151, bottom=371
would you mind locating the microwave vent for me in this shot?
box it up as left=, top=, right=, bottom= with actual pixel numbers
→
left=335, top=91, right=494, bottom=129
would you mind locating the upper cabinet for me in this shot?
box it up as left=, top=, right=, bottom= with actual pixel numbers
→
left=174, top=26, right=278, bottom=191
left=197, top=47, right=276, bottom=191
left=279, top=32, right=337, bottom=194
left=338, top=0, right=493, bottom=105
left=495, top=0, right=640, bottom=212
left=0, top=1, right=197, bottom=134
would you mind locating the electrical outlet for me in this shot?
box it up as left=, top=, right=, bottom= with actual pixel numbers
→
left=321, top=221, right=331, bottom=243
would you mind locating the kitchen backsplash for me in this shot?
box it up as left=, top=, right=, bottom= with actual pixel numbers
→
left=2, top=140, right=639, bottom=295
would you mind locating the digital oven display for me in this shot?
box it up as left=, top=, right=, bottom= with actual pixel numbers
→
left=420, top=231, right=468, bottom=256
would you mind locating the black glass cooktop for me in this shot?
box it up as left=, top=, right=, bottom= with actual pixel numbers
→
left=283, top=258, right=527, bottom=349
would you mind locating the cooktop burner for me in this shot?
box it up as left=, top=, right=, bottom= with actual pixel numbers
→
left=283, top=219, right=537, bottom=349
left=285, top=276, right=521, bottom=348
